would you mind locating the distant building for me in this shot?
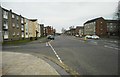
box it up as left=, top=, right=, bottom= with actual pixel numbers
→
left=24, top=18, right=29, bottom=39
left=40, top=24, right=44, bottom=37
left=106, top=20, right=119, bottom=36
left=84, top=17, right=107, bottom=36
left=75, top=26, right=81, bottom=35
left=28, top=19, right=38, bottom=40
left=78, top=26, right=84, bottom=36
left=44, top=26, right=54, bottom=36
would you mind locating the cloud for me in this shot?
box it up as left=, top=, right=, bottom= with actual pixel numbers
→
left=1, top=2, right=118, bottom=33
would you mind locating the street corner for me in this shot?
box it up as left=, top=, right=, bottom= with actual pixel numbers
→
left=2, top=51, right=60, bottom=75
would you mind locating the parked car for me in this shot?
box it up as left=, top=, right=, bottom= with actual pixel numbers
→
left=47, top=35, right=55, bottom=40
left=85, top=35, right=92, bottom=39
left=91, top=35, right=100, bottom=39
left=75, top=34, right=79, bottom=37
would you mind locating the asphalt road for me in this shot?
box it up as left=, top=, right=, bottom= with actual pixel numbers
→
left=50, top=35, right=118, bottom=75
left=2, top=35, right=119, bottom=75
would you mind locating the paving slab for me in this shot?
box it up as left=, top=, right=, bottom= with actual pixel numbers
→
left=2, top=51, right=59, bottom=75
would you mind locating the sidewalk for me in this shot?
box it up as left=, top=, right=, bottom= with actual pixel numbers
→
left=1, top=51, right=60, bottom=75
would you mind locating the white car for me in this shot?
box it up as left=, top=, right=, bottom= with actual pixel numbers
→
left=91, top=35, right=100, bottom=39
left=75, top=34, right=79, bottom=37
left=85, top=35, right=92, bottom=39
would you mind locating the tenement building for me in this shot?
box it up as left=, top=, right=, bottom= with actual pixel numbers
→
left=0, top=6, right=25, bottom=41
left=84, top=17, right=107, bottom=37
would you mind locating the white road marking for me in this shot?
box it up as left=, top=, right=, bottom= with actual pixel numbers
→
left=104, top=42, right=118, bottom=48
left=4, top=46, right=20, bottom=48
left=48, top=41, right=63, bottom=64
left=104, top=45, right=120, bottom=50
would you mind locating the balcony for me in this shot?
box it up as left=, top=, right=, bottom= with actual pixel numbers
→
left=21, top=28, right=24, bottom=31
left=21, top=34, right=24, bottom=37
left=3, top=24, right=8, bottom=30
left=4, top=35, right=8, bottom=39
left=21, top=19, right=24, bottom=24
left=3, top=15, right=8, bottom=19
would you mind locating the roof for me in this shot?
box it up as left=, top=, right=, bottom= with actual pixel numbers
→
left=29, top=19, right=37, bottom=22
left=105, top=20, right=118, bottom=23
left=84, top=17, right=104, bottom=25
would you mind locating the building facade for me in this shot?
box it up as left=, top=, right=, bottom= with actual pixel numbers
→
left=0, top=6, right=3, bottom=42
left=40, top=24, right=44, bottom=37
left=84, top=17, right=107, bottom=36
left=78, top=27, right=84, bottom=36
left=1, top=7, right=25, bottom=41
left=75, top=26, right=81, bottom=35
left=24, top=18, right=29, bottom=39
left=28, top=20, right=36, bottom=40
left=106, top=20, right=118, bottom=36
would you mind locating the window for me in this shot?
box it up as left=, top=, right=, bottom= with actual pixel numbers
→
left=12, top=23, right=15, bottom=27
left=13, top=32, right=15, bottom=36
left=16, top=16, right=19, bottom=20
left=12, top=14, right=15, bottom=18
left=21, top=18, right=24, bottom=23
left=111, top=26, right=113, bottom=28
left=21, top=32, right=24, bottom=37
left=100, top=22, right=102, bottom=23
left=4, top=31, right=8, bottom=39
left=17, top=32, right=19, bottom=36
left=26, top=33, right=28, bottom=35
left=3, top=21, right=8, bottom=29
left=110, top=23, right=113, bottom=25
left=3, top=11, right=8, bottom=19
left=16, top=24, right=19, bottom=28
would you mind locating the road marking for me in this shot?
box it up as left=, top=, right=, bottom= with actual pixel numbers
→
left=4, top=46, right=20, bottom=48
left=104, top=42, right=118, bottom=48
left=104, top=45, right=120, bottom=50
left=48, top=41, right=63, bottom=64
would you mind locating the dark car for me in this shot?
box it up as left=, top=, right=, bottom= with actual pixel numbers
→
left=47, top=35, right=55, bottom=40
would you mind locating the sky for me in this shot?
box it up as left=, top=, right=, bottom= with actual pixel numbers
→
left=0, top=0, right=119, bottom=33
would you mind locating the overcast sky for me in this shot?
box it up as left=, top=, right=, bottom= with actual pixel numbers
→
left=1, top=0, right=119, bottom=33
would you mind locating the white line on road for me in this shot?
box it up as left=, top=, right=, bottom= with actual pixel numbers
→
left=104, top=45, right=120, bottom=50
left=4, top=46, right=20, bottom=48
left=48, top=41, right=63, bottom=64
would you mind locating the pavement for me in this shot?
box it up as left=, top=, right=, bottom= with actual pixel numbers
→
left=1, top=51, right=60, bottom=75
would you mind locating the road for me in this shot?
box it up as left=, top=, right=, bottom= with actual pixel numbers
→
left=2, top=35, right=119, bottom=75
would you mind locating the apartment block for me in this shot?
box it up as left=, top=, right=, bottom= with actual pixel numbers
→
left=40, top=24, right=44, bottom=37
left=1, top=7, right=26, bottom=41
left=20, top=16, right=25, bottom=39
left=24, top=18, right=29, bottom=38
left=28, top=19, right=41, bottom=40
left=78, top=27, right=84, bottom=36
left=75, top=26, right=81, bottom=35
left=106, top=20, right=118, bottom=36
left=44, top=26, right=53, bottom=36
left=28, top=20, right=36, bottom=40
left=84, top=17, right=107, bottom=36
left=0, top=6, right=3, bottom=42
